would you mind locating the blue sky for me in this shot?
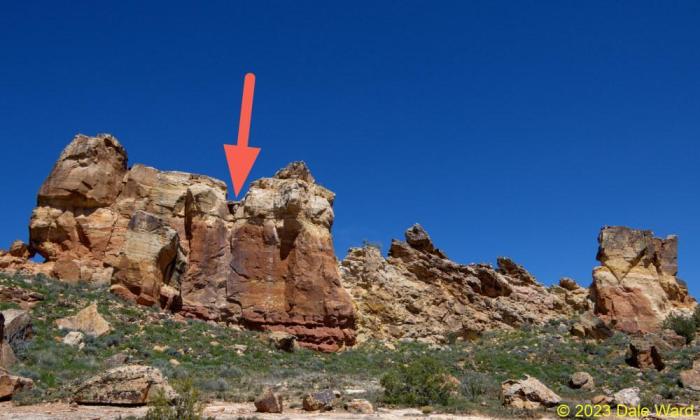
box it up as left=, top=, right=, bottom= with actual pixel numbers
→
left=1, top=1, right=699, bottom=295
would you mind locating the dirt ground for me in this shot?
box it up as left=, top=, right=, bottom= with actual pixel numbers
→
left=1, top=401, right=699, bottom=420
left=0, top=401, right=546, bottom=420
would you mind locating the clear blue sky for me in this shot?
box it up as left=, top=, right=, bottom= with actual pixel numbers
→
left=1, top=2, right=699, bottom=295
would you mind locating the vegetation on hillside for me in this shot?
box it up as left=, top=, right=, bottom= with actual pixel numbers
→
left=1, top=272, right=698, bottom=417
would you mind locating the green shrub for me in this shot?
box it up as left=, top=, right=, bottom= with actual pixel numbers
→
left=144, top=379, right=212, bottom=420
left=663, top=313, right=697, bottom=344
left=380, top=356, right=456, bottom=407
left=460, top=371, right=497, bottom=402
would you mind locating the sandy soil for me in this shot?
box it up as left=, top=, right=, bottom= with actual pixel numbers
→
left=0, top=401, right=546, bottom=420
left=1, top=401, right=698, bottom=420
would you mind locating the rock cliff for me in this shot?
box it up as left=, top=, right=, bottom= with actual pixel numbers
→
left=2, top=133, right=697, bottom=351
left=591, top=226, right=695, bottom=333
left=340, top=224, right=591, bottom=343
left=7, top=134, right=355, bottom=351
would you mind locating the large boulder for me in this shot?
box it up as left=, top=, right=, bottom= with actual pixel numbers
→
left=1, top=309, right=32, bottom=347
left=254, top=388, right=284, bottom=413
left=340, top=224, right=588, bottom=343
left=0, top=368, right=34, bottom=400
left=0, top=314, right=16, bottom=369
left=501, top=376, right=561, bottom=409
left=591, top=226, right=695, bottom=333
left=73, top=365, right=177, bottom=405
left=626, top=336, right=666, bottom=371
left=56, top=303, right=111, bottom=337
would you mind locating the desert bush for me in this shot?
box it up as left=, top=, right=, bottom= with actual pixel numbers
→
left=144, top=379, right=212, bottom=420
left=460, top=370, right=498, bottom=401
left=380, top=356, right=456, bottom=407
left=663, top=313, right=697, bottom=344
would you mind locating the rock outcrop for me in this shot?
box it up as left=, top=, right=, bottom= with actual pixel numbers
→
left=3, top=134, right=354, bottom=351
left=226, top=163, right=355, bottom=351
left=73, top=365, right=177, bottom=405
left=591, top=226, right=695, bottom=333
left=340, top=224, right=591, bottom=343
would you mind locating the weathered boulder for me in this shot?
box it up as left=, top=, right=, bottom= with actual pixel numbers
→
left=570, top=312, right=613, bottom=340
left=613, top=387, right=640, bottom=407
left=591, top=226, right=695, bottom=333
left=254, top=388, right=284, bottom=413
left=345, top=399, right=374, bottom=414
left=569, top=371, right=595, bottom=390
left=0, top=314, right=16, bottom=369
left=627, top=336, right=666, bottom=371
left=56, top=303, right=111, bottom=337
left=302, top=389, right=337, bottom=411
left=73, top=365, right=177, bottom=405
left=341, top=225, right=587, bottom=344
left=0, top=241, right=35, bottom=274
left=0, top=368, right=34, bottom=400
left=226, top=162, right=355, bottom=351
left=62, top=331, right=85, bottom=349
left=1, top=309, right=32, bottom=347
left=501, top=376, right=561, bottom=409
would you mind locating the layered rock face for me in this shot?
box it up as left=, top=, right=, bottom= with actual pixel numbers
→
left=591, top=226, right=695, bottom=333
left=7, top=134, right=354, bottom=351
left=226, top=163, right=355, bottom=351
left=340, top=224, right=590, bottom=343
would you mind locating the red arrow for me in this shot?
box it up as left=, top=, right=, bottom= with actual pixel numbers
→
left=224, top=73, right=261, bottom=197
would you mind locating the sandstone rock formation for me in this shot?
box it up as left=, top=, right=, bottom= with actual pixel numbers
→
left=3, top=134, right=354, bottom=351
left=340, top=224, right=590, bottom=343
left=73, top=365, right=177, bottom=405
left=591, top=226, right=695, bottom=333
left=226, top=162, right=355, bottom=351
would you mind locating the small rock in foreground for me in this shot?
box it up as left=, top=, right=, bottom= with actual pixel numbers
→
left=254, top=388, right=283, bottom=413
left=302, top=389, right=337, bottom=411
